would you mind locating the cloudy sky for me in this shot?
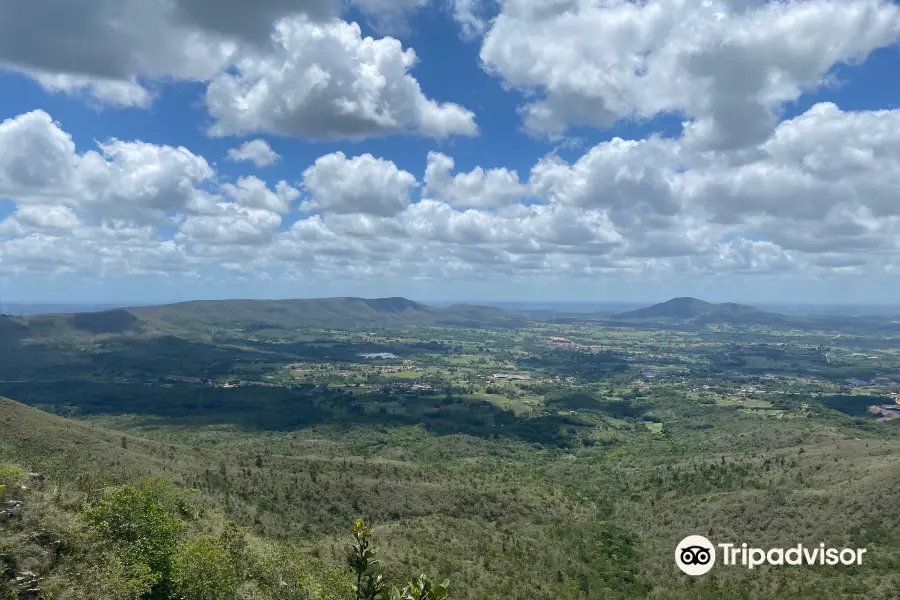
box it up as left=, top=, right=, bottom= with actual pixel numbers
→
left=1, top=0, right=900, bottom=305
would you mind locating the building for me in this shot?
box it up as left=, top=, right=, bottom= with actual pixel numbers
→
left=359, top=352, right=398, bottom=359
left=487, top=373, right=530, bottom=382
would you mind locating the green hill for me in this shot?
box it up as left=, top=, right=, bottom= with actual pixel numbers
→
left=612, top=297, right=783, bottom=324
left=129, top=296, right=522, bottom=332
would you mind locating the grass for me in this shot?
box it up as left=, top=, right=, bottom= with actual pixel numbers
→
left=645, top=421, right=663, bottom=433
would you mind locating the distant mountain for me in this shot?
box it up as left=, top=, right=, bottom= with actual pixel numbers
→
left=0, top=297, right=523, bottom=343
left=613, top=297, right=780, bottom=324
left=126, top=296, right=523, bottom=331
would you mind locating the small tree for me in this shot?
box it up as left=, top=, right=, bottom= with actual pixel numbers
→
left=83, top=481, right=186, bottom=598
left=171, top=536, right=239, bottom=600
left=389, top=574, right=451, bottom=600
left=348, top=520, right=450, bottom=600
left=348, top=519, right=388, bottom=600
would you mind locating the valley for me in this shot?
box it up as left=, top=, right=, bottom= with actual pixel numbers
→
left=1, top=297, right=900, bottom=599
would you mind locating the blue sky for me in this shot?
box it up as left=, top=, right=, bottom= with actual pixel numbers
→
left=1, top=0, right=900, bottom=306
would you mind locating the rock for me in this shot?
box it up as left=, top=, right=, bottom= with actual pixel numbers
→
left=1, top=500, right=22, bottom=520
left=13, top=571, right=38, bottom=597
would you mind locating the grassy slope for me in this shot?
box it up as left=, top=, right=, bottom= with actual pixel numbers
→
left=0, top=396, right=170, bottom=482
left=7, top=394, right=900, bottom=599
left=0, top=397, right=633, bottom=599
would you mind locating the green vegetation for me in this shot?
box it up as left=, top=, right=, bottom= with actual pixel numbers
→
left=2, top=296, right=900, bottom=599
left=0, top=463, right=450, bottom=600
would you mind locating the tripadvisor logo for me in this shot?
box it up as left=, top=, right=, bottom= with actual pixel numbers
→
left=676, top=535, right=716, bottom=576
left=675, top=535, right=867, bottom=576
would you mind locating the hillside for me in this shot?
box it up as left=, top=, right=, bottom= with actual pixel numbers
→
left=612, top=297, right=781, bottom=324
left=129, top=296, right=522, bottom=331
left=0, top=397, right=637, bottom=600
left=0, top=397, right=411, bottom=600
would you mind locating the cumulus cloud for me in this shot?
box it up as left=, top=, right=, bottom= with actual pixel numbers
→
left=3, top=102, right=900, bottom=285
left=31, top=73, right=155, bottom=108
left=0, top=110, right=79, bottom=200
left=480, top=0, right=900, bottom=148
left=683, top=102, right=900, bottom=254
left=177, top=205, right=283, bottom=246
left=226, top=139, right=281, bottom=167
left=0, top=110, right=289, bottom=275
left=424, top=151, right=527, bottom=208
left=0, top=0, right=477, bottom=142
left=300, top=152, right=418, bottom=216
left=0, top=0, right=238, bottom=106
left=221, top=177, right=299, bottom=214
left=205, top=17, right=478, bottom=139
left=74, top=139, right=215, bottom=225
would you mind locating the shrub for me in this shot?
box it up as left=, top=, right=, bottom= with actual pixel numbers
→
left=82, top=480, right=185, bottom=598
left=171, top=536, right=239, bottom=600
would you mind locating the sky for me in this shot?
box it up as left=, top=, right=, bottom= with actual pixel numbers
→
left=1, top=0, right=900, bottom=306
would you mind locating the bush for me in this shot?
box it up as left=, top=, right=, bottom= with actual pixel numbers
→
left=0, top=464, right=23, bottom=496
left=254, top=544, right=354, bottom=600
left=172, top=537, right=238, bottom=600
left=77, top=550, right=158, bottom=600
left=82, top=480, right=186, bottom=598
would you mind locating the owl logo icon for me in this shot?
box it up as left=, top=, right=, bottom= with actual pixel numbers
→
left=675, top=535, right=716, bottom=576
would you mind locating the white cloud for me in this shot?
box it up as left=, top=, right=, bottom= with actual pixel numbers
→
left=528, top=135, right=687, bottom=234
left=300, top=152, right=418, bottom=216
left=0, top=111, right=216, bottom=227
left=424, top=151, right=527, bottom=208
left=452, top=0, right=490, bottom=39
left=226, top=139, right=281, bottom=167
left=480, top=0, right=900, bottom=148
left=205, top=17, right=478, bottom=140
left=0, top=1, right=477, bottom=142
left=31, top=73, right=155, bottom=108
left=684, top=102, right=900, bottom=254
left=221, top=176, right=299, bottom=214
left=12, top=205, right=82, bottom=232
left=350, top=0, right=431, bottom=36
left=75, top=139, right=215, bottom=225
left=177, top=205, right=283, bottom=246
left=0, top=110, right=79, bottom=200
left=4, top=102, right=900, bottom=286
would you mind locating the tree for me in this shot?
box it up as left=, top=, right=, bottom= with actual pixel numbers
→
left=171, top=536, right=239, bottom=600
left=347, top=520, right=451, bottom=600
left=348, top=519, right=388, bottom=600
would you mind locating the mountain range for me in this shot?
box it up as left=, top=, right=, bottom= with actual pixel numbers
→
left=1, top=296, right=523, bottom=341
left=3, top=296, right=898, bottom=342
